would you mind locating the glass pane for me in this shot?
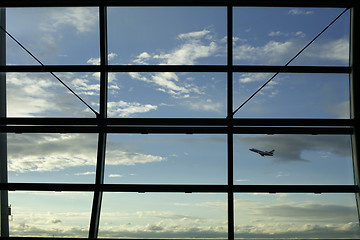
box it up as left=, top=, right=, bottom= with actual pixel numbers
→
left=233, top=8, right=349, bottom=66
left=7, top=72, right=99, bottom=117
left=233, top=73, right=349, bottom=118
left=99, top=193, right=227, bottom=239
left=108, top=7, right=226, bottom=65
left=234, top=134, right=353, bottom=185
left=8, top=133, right=97, bottom=183
left=108, top=72, right=226, bottom=118
left=6, top=8, right=99, bottom=65
left=105, top=134, right=227, bottom=184
left=235, top=193, right=360, bottom=239
left=9, top=191, right=93, bottom=238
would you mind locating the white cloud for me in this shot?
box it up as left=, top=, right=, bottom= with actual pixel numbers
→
left=133, top=52, right=152, bottom=64
left=87, top=57, right=99, bottom=65
left=131, top=29, right=219, bottom=65
left=87, top=53, right=118, bottom=65
left=108, top=53, right=118, bottom=61
left=268, top=31, right=306, bottom=38
left=234, top=40, right=294, bottom=64
left=235, top=179, right=250, bottom=182
left=238, top=73, right=274, bottom=83
left=154, top=41, right=218, bottom=65
left=106, top=149, right=165, bottom=166
left=74, top=171, right=96, bottom=176
left=288, top=8, right=314, bottom=15
left=108, top=174, right=124, bottom=178
left=268, top=31, right=283, bottom=37
left=326, top=100, right=350, bottom=119
left=8, top=134, right=97, bottom=172
left=71, top=77, right=100, bottom=96
left=128, top=72, right=203, bottom=98
left=304, top=38, right=349, bottom=63
left=108, top=100, right=157, bottom=117
left=7, top=72, right=100, bottom=117
left=234, top=37, right=348, bottom=65
left=8, top=196, right=359, bottom=239
left=186, top=99, right=223, bottom=113
left=178, top=29, right=211, bottom=40
left=7, top=73, right=65, bottom=117
left=40, top=7, right=98, bottom=33
left=8, top=133, right=166, bottom=173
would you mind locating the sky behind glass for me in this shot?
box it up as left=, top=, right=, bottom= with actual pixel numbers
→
left=3, top=6, right=359, bottom=239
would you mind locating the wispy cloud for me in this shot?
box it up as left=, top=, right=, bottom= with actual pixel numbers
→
left=186, top=99, right=223, bottom=113
left=74, top=171, right=96, bottom=176
left=7, top=72, right=94, bottom=117
left=304, top=37, right=349, bottom=63
left=234, top=40, right=295, bottom=64
left=127, top=29, right=220, bottom=99
left=268, top=31, right=306, bottom=38
left=326, top=100, right=350, bottom=119
left=128, top=72, right=203, bottom=98
left=108, top=100, right=158, bottom=117
left=39, top=7, right=98, bottom=34
left=87, top=53, right=118, bottom=65
left=288, top=8, right=314, bottom=15
left=108, top=174, right=124, bottom=178
left=237, top=135, right=351, bottom=162
left=106, top=148, right=165, bottom=166
left=8, top=133, right=166, bottom=172
left=132, top=29, right=219, bottom=65
left=234, top=38, right=349, bottom=65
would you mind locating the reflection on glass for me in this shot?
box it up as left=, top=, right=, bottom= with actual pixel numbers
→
left=99, top=193, right=227, bottom=239
left=107, top=72, right=226, bottom=118
left=8, top=191, right=93, bottom=238
left=234, top=134, right=353, bottom=185
left=234, top=193, right=360, bottom=239
left=105, top=134, right=227, bottom=184
left=7, top=72, right=99, bottom=117
left=108, top=7, right=226, bottom=65
left=233, top=7, right=349, bottom=66
left=233, top=73, right=349, bottom=118
left=8, top=133, right=97, bottom=183
left=7, top=7, right=99, bottom=65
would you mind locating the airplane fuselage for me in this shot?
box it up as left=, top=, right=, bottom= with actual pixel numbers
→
left=249, top=148, right=274, bottom=157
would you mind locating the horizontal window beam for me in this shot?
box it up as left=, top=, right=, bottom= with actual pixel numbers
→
left=0, top=65, right=351, bottom=73
left=0, top=0, right=356, bottom=7
left=0, top=126, right=353, bottom=134
left=0, top=183, right=357, bottom=193
left=1, top=117, right=355, bottom=126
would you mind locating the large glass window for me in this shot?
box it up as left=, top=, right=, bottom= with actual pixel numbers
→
left=0, top=1, right=358, bottom=240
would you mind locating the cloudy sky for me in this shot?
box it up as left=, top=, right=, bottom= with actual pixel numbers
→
left=3, top=6, right=359, bottom=239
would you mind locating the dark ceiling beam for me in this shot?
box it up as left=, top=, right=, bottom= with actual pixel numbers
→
left=0, top=183, right=357, bottom=193
left=0, top=0, right=357, bottom=7
left=0, top=65, right=352, bottom=73
left=0, top=117, right=355, bottom=127
left=0, top=126, right=353, bottom=134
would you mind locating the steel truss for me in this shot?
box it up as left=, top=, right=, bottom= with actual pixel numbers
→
left=0, top=0, right=360, bottom=239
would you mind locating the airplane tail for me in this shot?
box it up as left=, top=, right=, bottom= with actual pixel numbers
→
left=270, top=150, right=275, bottom=154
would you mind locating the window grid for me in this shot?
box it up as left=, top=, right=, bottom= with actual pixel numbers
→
left=0, top=0, right=359, bottom=239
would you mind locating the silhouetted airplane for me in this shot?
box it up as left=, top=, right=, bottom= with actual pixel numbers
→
left=249, top=148, right=274, bottom=157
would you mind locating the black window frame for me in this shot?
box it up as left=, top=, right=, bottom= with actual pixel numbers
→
left=0, top=0, right=359, bottom=239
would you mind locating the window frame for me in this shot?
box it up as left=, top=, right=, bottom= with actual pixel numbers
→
left=0, top=0, right=359, bottom=239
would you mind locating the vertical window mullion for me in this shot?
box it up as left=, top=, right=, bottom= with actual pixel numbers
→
left=227, top=2, right=234, bottom=240
left=350, top=6, right=360, bottom=225
left=89, top=4, right=108, bottom=239
left=0, top=6, right=9, bottom=238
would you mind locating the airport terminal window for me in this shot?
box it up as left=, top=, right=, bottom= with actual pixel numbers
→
left=0, top=1, right=359, bottom=239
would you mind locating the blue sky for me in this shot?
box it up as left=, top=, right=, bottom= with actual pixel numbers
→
left=3, top=6, right=359, bottom=238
